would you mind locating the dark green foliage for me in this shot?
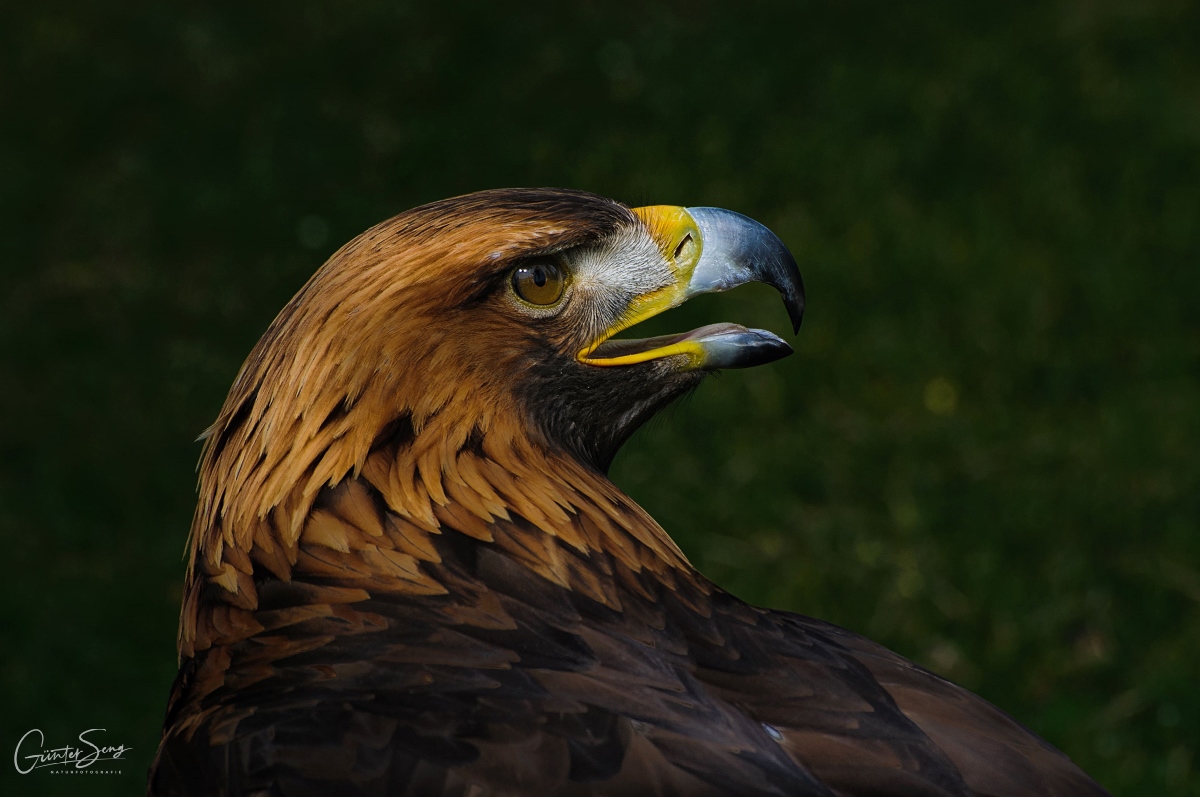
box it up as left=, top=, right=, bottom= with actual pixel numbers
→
left=1, top=2, right=1196, bottom=794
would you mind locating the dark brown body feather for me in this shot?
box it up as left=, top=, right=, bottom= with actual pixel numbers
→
left=152, top=471, right=1104, bottom=796
left=151, top=189, right=1107, bottom=796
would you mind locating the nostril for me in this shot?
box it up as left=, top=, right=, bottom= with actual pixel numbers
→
left=673, top=233, right=694, bottom=262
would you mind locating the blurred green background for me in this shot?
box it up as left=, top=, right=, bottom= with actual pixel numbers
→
left=2, top=1, right=1197, bottom=794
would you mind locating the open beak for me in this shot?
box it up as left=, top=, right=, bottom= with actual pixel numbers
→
left=579, top=205, right=805, bottom=369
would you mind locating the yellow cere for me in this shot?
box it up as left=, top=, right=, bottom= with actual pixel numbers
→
left=578, top=206, right=706, bottom=367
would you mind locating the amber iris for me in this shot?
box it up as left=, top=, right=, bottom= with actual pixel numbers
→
left=511, top=260, right=565, bottom=306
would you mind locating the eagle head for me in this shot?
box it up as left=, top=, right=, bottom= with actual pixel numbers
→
left=183, top=187, right=802, bottom=655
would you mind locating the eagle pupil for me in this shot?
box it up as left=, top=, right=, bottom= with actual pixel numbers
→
left=533, top=267, right=547, bottom=287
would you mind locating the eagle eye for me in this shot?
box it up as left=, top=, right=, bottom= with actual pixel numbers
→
left=510, top=260, right=566, bottom=307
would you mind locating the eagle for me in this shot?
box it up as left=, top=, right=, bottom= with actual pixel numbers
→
left=150, top=188, right=1107, bottom=796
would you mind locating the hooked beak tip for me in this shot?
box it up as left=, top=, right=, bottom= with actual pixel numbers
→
left=685, top=206, right=806, bottom=334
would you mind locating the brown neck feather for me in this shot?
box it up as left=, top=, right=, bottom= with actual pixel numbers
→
left=178, top=334, right=695, bottom=659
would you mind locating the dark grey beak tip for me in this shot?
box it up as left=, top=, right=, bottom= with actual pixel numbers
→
left=693, top=327, right=794, bottom=370
left=781, top=260, right=806, bottom=334
left=753, top=228, right=804, bottom=333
